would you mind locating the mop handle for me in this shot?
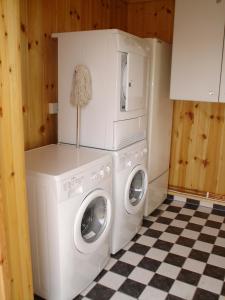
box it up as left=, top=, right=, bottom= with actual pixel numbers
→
left=76, top=105, right=80, bottom=148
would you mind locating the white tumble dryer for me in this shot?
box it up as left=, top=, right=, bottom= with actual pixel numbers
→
left=53, top=29, right=148, bottom=150
left=111, top=140, right=148, bottom=254
left=25, top=144, right=112, bottom=300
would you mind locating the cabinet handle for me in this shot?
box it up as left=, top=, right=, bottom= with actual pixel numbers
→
left=209, top=90, right=215, bottom=96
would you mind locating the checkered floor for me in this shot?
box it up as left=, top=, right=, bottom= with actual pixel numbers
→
left=75, top=198, right=225, bottom=300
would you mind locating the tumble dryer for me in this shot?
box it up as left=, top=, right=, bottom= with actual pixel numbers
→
left=25, top=144, right=112, bottom=300
left=53, top=29, right=148, bottom=150
left=111, top=140, right=148, bottom=254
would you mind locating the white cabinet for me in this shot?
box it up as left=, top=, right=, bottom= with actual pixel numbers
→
left=170, top=0, right=225, bottom=102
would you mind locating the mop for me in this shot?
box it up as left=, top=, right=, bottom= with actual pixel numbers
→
left=70, top=65, right=92, bottom=147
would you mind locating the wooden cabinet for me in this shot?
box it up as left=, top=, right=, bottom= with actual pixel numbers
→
left=170, top=0, right=225, bottom=102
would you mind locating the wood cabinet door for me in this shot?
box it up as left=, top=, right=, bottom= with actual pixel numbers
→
left=170, top=0, right=225, bottom=102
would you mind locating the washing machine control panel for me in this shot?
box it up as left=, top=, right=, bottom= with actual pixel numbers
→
left=117, top=146, right=148, bottom=172
left=61, top=161, right=112, bottom=200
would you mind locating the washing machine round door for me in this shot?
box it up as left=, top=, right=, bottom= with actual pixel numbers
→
left=74, top=189, right=112, bottom=254
left=125, top=165, right=148, bottom=214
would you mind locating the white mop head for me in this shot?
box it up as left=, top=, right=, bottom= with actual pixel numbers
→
left=70, top=65, right=92, bottom=107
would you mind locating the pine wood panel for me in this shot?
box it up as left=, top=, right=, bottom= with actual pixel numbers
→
left=0, top=0, right=33, bottom=298
left=127, top=0, right=174, bottom=43
left=169, top=101, right=225, bottom=195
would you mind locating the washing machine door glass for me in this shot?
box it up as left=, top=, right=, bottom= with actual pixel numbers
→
left=125, top=165, right=148, bottom=214
left=74, top=189, right=112, bottom=254
left=81, top=196, right=107, bottom=243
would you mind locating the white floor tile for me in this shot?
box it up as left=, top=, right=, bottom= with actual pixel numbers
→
left=159, top=204, right=169, bottom=210
left=162, top=211, right=177, bottom=219
left=150, top=222, right=168, bottom=232
left=173, top=196, right=186, bottom=203
left=221, top=223, right=225, bottom=231
left=99, top=271, right=126, bottom=290
left=193, top=240, right=213, bottom=253
left=120, top=251, right=143, bottom=266
left=215, top=237, right=225, bottom=248
left=139, top=227, right=148, bottom=235
left=170, top=219, right=188, bottom=228
left=208, top=214, right=224, bottom=223
left=198, top=275, right=224, bottom=294
left=160, top=232, right=178, bottom=243
left=181, top=229, right=200, bottom=240
left=189, top=216, right=207, bottom=226
left=170, top=244, right=192, bottom=257
left=123, top=241, right=134, bottom=251
left=145, top=247, right=168, bottom=261
left=197, top=206, right=212, bottom=213
left=136, top=235, right=157, bottom=247
left=139, top=286, right=167, bottom=300
left=156, top=262, right=180, bottom=279
left=169, top=280, right=196, bottom=299
left=180, top=207, right=195, bottom=216
left=110, top=291, right=136, bottom=300
left=201, top=226, right=219, bottom=237
left=208, top=254, right=225, bottom=269
left=182, top=258, right=206, bottom=274
left=81, top=281, right=96, bottom=296
left=128, top=267, right=154, bottom=284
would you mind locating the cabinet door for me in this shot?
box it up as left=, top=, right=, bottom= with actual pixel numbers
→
left=219, top=39, right=225, bottom=102
left=170, top=0, right=225, bottom=102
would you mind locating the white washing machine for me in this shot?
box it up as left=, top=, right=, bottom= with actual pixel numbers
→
left=110, top=140, right=148, bottom=254
left=53, top=29, right=148, bottom=150
left=25, top=144, right=112, bottom=300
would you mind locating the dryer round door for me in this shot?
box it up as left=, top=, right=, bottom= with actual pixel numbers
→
left=125, top=165, right=148, bottom=214
left=74, top=189, right=112, bottom=254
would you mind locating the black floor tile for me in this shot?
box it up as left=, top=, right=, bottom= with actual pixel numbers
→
left=212, top=208, right=225, bottom=217
left=212, top=245, right=225, bottom=257
left=132, top=233, right=141, bottom=242
left=151, top=208, right=163, bottom=217
left=111, top=249, right=126, bottom=260
left=142, top=219, right=153, bottom=227
left=198, top=233, right=216, bottom=244
left=166, top=225, right=183, bottom=235
left=176, top=214, right=192, bottom=222
left=129, top=243, right=149, bottom=255
left=184, top=203, right=198, bottom=210
left=153, top=239, right=173, bottom=252
left=218, top=230, right=225, bottom=238
left=144, top=228, right=162, bottom=238
left=118, top=278, right=145, bottom=298
left=138, top=257, right=161, bottom=272
left=205, top=220, right=222, bottom=229
left=149, top=273, right=174, bottom=292
left=73, top=295, right=83, bottom=300
left=164, top=253, right=186, bottom=267
left=166, top=206, right=182, bottom=213
left=192, top=288, right=219, bottom=300
left=194, top=211, right=209, bottom=219
left=156, top=216, right=173, bottom=225
left=110, top=261, right=134, bottom=277
left=94, top=269, right=107, bottom=282
left=176, top=236, right=195, bottom=248
left=87, top=284, right=115, bottom=300
left=166, top=295, right=185, bottom=300
left=177, top=269, right=201, bottom=285
left=221, top=282, right=225, bottom=296
left=186, top=222, right=203, bottom=232
left=34, top=295, right=45, bottom=300
left=189, top=249, right=210, bottom=262
left=203, top=264, right=225, bottom=280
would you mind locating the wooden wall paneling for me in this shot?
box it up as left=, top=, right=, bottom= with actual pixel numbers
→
left=169, top=102, right=225, bottom=195
left=110, top=0, right=128, bottom=31
left=0, top=0, right=33, bottom=298
left=127, top=0, right=174, bottom=43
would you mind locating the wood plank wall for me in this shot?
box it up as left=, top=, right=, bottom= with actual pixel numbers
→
left=0, top=0, right=33, bottom=298
left=21, top=0, right=127, bottom=150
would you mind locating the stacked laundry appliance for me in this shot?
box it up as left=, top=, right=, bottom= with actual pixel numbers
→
left=54, top=29, right=149, bottom=255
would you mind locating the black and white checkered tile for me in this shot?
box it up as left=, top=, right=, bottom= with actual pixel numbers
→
left=75, top=197, right=225, bottom=300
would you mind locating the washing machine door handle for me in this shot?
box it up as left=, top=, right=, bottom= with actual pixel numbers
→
left=124, top=165, right=148, bottom=215
left=74, top=189, right=112, bottom=254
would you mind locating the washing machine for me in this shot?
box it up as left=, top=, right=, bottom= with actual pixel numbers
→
left=25, top=144, right=112, bottom=300
left=53, top=29, right=148, bottom=150
left=110, top=140, right=148, bottom=254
